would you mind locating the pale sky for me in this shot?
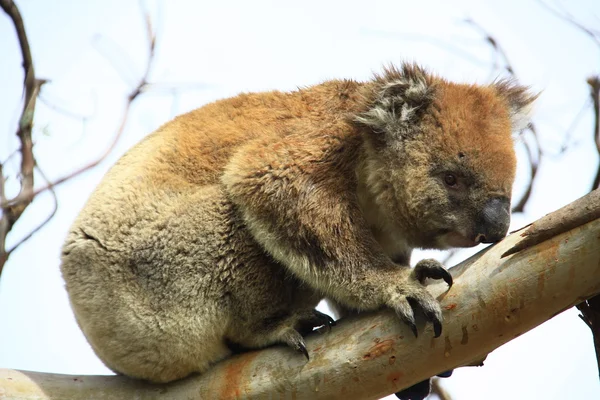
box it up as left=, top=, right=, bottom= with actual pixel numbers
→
left=0, top=1, right=599, bottom=399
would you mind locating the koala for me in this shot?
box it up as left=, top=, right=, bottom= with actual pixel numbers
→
left=61, top=63, right=535, bottom=385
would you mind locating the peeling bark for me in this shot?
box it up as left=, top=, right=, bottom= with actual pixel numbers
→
left=502, top=189, right=600, bottom=258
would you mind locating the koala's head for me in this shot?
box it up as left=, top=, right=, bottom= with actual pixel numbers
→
left=355, top=63, right=536, bottom=249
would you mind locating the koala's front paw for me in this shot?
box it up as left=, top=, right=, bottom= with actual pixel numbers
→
left=389, top=259, right=452, bottom=338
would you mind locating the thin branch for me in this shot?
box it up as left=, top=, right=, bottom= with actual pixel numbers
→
left=464, top=19, right=515, bottom=76
left=431, top=378, right=453, bottom=400
left=23, top=5, right=157, bottom=199
left=362, top=29, right=491, bottom=68
left=537, top=0, right=600, bottom=48
left=556, top=98, right=592, bottom=155
left=91, top=35, right=140, bottom=87
left=0, top=163, right=8, bottom=273
left=2, top=147, right=22, bottom=166
left=588, top=76, right=600, bottom=190
left=512, top=124, right=541, bottom=213
left=37, top=92, right=94, bottom=122
left=140, top=81, right=213, bottom=94
left=396, top=33, right=491, bottom=68
left=0, top=1, right=162, bottom=278
left=29, top=91, right=135, bottom=196
left=6, top=163, right=58, bottom=256
left=441, top=249, right=458, bottom=266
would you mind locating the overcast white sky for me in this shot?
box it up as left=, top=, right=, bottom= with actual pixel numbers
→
left=0, top=1, right=599, bottom=399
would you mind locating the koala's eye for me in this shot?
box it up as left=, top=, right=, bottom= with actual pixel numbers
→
left=444, top=173, right=458, bottom=187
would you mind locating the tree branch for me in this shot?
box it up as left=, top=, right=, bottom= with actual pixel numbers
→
left=6, top=164, right=58, bottom=255
left=431, top=378, right=453, bottom=400
left=537, top=0, right=600, bottom=48
left=0, top=0, right=41, bottom=216
left=1, top=191, right=599, bottom=399
left=588, top=76, right=600, bottom=191
left=27, top=5, right=157, bottom=198
left=0, top=1, right=160, bottom=278
left=0, top=0, right=43, bottom=276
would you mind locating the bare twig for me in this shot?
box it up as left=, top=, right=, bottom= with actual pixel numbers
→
left=512, top=125, right=541, bottom=213
left=92, top=35, right=140, bottom=87
left=6, top=164, right=58, bottom=256
left=0, top=0, right=44, bottom=275
left=431, top=377, right=453, bottom=400
left=0, top=1, right=160, bottom=278
left=464, top=19, right=515, bottom=76
left=369, top=30, right=490, bottom=68
left=556, top=98, right=592, bottom=155
left=441, top=249, right=458, bottom=266
left=140, top=81, right=212, bottom=94
left=0, top=163, right=8, bottom=272
left=588, top=76, right=600, bottom=190
left=37, top=92, right=94, bottom=122
left=24, top=6, right=157, bottom=200
left=537, top=0, right=600, bottom=48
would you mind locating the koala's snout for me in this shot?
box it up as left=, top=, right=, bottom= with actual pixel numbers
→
left=474, top=197, right=511, bottom=244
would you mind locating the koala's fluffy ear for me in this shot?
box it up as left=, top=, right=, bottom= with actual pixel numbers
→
left=355, top=63, right=436, bottom=140
left=493, top=79, right=538, bottom=132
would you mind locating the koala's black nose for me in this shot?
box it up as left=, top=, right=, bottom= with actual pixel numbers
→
left=475, top=197, right=511, bottom=244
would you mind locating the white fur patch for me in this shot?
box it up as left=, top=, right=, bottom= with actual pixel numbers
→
left=355, top=73, right=434, bottom=138
left=510, top=102, right=534, bottom=132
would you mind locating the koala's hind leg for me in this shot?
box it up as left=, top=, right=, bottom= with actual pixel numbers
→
left=222, top=237, right=332, bottom=358
left=227, top=307, right=335, bottom=360
left=283, top=309, right=337, bottom=359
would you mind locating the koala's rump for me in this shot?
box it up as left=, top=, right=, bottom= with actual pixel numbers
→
left=61, top=174, right=313, bottom=381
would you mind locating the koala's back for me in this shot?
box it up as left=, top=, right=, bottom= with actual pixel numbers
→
left=61, top=82, right=354, bottom=381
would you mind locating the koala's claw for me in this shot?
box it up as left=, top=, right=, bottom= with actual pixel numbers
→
left=394, top=298, right=418, bottom=338
left=414, top=258, right=453, bottom=287
left=297, top=340, right=310, bottom=361
left=408, top=295, right=444, bottom=338
left=281, top=328, right=310, bottom=360
left=391, top=259, right=451, bottom=338
left=396, top=296, right=443, bottom=338
left=433, top=319, right=442, bottom=338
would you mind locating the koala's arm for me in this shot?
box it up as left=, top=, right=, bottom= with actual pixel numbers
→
left=222, top=125, right=450, bottom=335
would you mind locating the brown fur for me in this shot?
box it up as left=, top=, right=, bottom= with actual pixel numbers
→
left=61, top=63, right=535, bottom=382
